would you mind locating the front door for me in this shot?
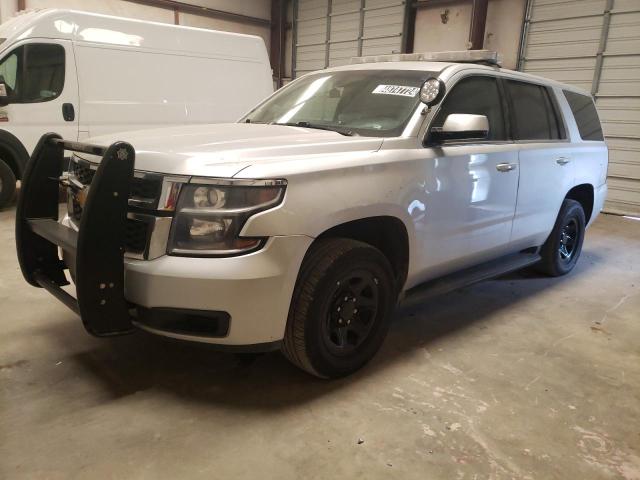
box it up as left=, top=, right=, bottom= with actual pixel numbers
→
left=0, top=40, right=79, bottom=155
left=412, top=75, right=520, bottom=280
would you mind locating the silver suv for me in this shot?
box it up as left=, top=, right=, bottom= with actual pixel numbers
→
left=16, top=52, right=608, bottom=378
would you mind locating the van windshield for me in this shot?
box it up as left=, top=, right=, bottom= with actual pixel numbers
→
left=242, top=70, right=432, bottom=137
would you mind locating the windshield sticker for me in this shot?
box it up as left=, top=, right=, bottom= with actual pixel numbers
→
left=372, top=84, right=420, bottom=97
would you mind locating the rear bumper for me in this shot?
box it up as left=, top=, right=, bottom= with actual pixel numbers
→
left=123, top=235, right=312, bottom=345
left=590, top=183, right=608, bottom=227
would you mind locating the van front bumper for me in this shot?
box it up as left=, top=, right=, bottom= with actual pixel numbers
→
left=123, top=235, right=312, bottom=346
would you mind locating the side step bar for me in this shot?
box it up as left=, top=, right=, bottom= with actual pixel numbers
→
left=15, top=132, right=136, bottom=337
left=401, top=252, right=541, bottom=307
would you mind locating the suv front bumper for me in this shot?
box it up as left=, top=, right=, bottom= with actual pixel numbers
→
left=123, top=235, right=311, bottom=346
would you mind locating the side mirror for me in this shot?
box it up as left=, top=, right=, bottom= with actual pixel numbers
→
left=0, top=76, right=9, bottom=107
left=430, top=114, right=489, bottom=143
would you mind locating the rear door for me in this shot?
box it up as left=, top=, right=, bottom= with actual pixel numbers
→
left=0, top=40, right=79, bottom=155
left=507, top=79, right=575, bottom=248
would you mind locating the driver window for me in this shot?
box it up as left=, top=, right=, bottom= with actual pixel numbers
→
left=432, top=76, right=507, bottom=141
left=0, top=43, right=65, bottom=104
left=23, top=44, right=65, bottom=102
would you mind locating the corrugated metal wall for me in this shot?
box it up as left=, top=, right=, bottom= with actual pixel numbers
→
left=521, top=0, right=640, bottom=216
left=293, top=0, right=407, bottom=77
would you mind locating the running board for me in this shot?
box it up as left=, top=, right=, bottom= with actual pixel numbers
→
left=401, top=252, right=541, bottom=307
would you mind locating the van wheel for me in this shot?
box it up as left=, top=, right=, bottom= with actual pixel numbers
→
left=536, top=199, right=586, bottom=277
left=282, top=238, right=396, bottom=378
left=0, top=159, right=16, bottom=208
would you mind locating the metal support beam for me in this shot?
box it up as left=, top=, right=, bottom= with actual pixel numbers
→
left=516, top=0, right=533, bottom=71
left=403, top=0, right=417, bottom=53
left=413, top=0, right=465, bottom=8
left=325, top=0, right=333, bottom=68
left=270, top=0, right=287, bottom=88
left=123, top=0, right=271, bottom=27
left=174, top=7, right=180, bottom=25
left=468, top=0, right=488, bottom=50
left=591, top=0, right=613, bottom=96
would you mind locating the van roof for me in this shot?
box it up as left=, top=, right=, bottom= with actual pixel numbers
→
left=321, top=60, right=592, bottom=97
left=0, top=9, right=267, bottom=60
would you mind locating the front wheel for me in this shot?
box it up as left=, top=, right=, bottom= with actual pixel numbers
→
left=536, top=199, right=586, bottom=276
left=282, top=238, right=397, bottom=378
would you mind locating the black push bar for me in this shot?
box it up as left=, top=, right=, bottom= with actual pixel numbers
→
left=15, top=132, right=136, bottom=336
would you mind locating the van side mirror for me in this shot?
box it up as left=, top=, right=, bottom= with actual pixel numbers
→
left=0, top=76, right=9, bottom=107
left=430, top=114, right=489, bottom=143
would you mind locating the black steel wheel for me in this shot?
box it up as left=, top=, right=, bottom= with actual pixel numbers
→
left=537, top=199, right=586, bottom=276
left=322, top=269, right=380, bottom=356
left=282, top=238, right=397, bottom=378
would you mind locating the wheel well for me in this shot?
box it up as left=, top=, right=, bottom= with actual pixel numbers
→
left=316, top=216, right=410, bottom=291
left=566, top=184, right=594, bottom=223
left=0, top=144, right=21, bottom=179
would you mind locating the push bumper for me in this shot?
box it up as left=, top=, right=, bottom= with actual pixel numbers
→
left=16, top=133, right=136, bottom=336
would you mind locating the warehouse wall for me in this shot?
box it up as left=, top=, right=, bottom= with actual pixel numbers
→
left=8, top=0, right=271, bottom=52
left=413, top=0, right=526, bottom=69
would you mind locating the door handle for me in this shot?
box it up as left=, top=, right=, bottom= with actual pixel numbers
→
left=496, top=163, right=517, bottom=172
left=62, top=103, right=75, bottom=122
left=556, top=157, right=571, bottom=165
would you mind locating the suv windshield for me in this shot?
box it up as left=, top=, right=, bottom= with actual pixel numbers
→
left=242, top=70, right=433, bottom=137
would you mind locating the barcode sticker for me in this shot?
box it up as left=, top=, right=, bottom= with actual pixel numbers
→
left=372, top=85, right=420, bottom=97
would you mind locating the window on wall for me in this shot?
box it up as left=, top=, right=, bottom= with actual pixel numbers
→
left=563, top=90, right=604, bottom=141
left=506, top=80, right=564, bottom=141
left=431, top=76, right=507, bottom=141
left=0, top=44, right=65, bottom=103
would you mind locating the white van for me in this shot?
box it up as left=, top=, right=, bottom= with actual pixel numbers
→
left=0, top=9, right=273, bottom=206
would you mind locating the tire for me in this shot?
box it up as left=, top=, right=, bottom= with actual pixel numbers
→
left=0, top=159, right=16, bottom=209
left=536, top=199, right=586, bottom=277
left=282, top=238, right=397, bottom=378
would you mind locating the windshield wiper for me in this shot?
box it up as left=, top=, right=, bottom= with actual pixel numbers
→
left=275, top=121, right=354, bottom=136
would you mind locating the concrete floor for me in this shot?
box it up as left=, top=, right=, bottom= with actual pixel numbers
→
left=0, top=207, right=638, bottom=480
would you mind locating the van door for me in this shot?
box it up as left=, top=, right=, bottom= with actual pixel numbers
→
left=0, top=40, right=79, bottom=155
left=415, top=75, right=520, bottom=278
left=505, top=80, right=575, bottom=248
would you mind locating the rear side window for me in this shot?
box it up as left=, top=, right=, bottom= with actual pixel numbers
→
left=563, top=90, right=604, bottom=141
left=506, top=80, right=564, bottom=141
left=432, top=75, right=507, bottom=141
left=0, top=43, right=65, bottom=104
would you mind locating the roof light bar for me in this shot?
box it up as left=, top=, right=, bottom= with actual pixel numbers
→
left=351, top=50, right=501, bottom=67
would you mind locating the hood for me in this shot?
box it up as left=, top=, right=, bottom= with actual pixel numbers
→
left=83, top=123, right=384, bottom=177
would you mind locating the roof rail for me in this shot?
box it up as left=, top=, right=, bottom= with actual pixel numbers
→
left=351, top=50, right=502, bottom=67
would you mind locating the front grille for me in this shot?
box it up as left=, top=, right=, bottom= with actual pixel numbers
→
left=71, top=159, right=95, bottom=185
left=125, top=218, right=152, bottom=253
left=68, top=157, right=162, bottom=256
left=131, top=176, right=162, bottom=202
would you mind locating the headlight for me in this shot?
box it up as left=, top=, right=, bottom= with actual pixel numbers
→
left=168, top=181, right=286, bottom=256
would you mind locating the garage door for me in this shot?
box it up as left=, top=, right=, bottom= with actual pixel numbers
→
left=519, top=0, right=640, bottom=216
left=293, top=0, right=407, bottom=77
